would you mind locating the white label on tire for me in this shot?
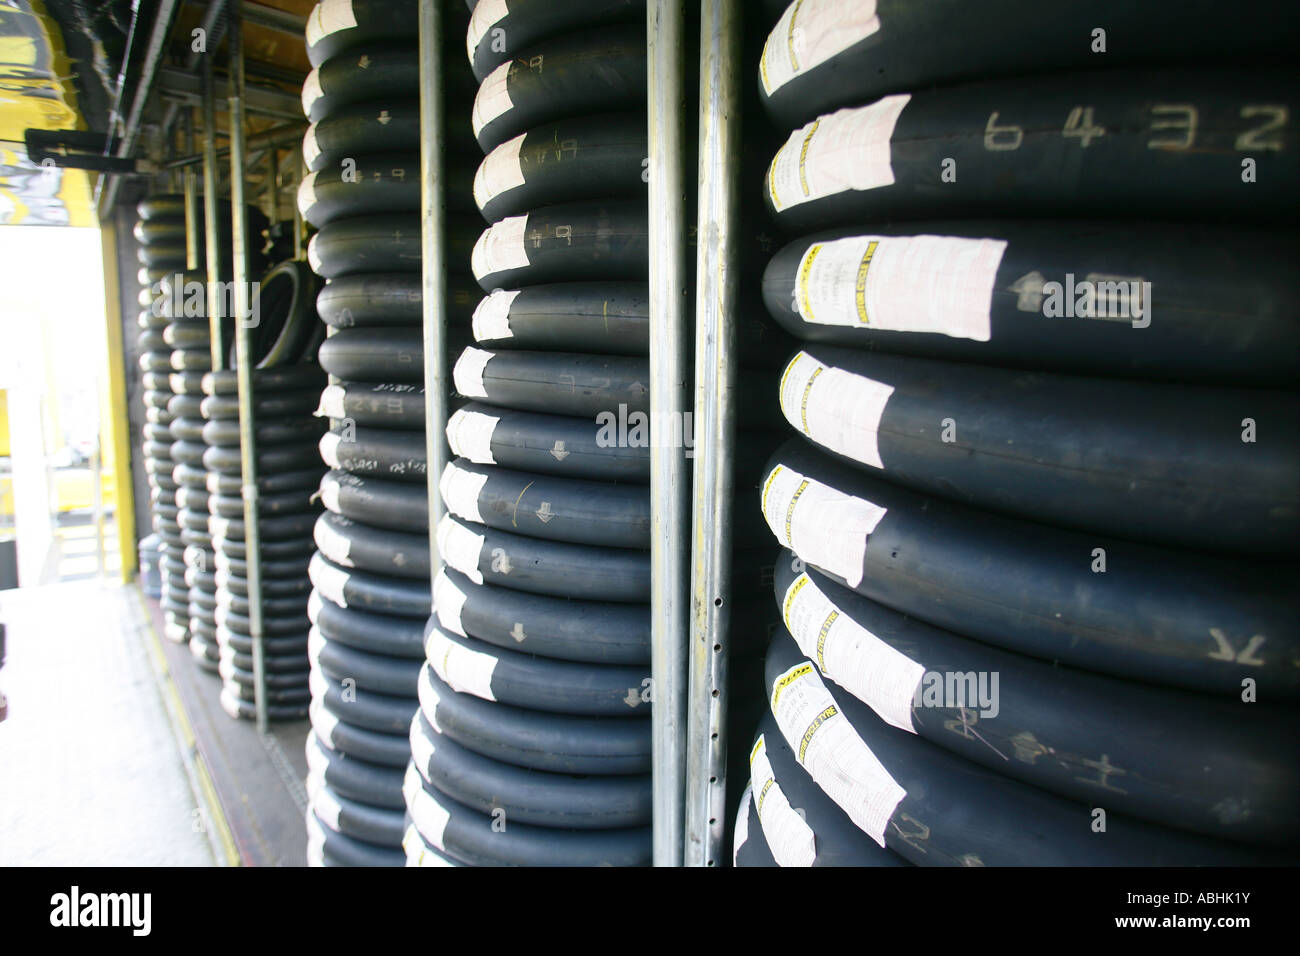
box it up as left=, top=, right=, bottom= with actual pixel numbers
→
left=767, top=95, right=910, bottom=211
left=209, top=515, right=231, bottom=542
left=319, top=430, right=342, bottom=469
left=446, top=408, right=498, bottom=464
left=301, top=68, right=323, bottom=117
left=418, top=663, right=446, bottom=734
left=317, top=383, right=347, bottom=419
left=432, top=567, right=468, bottom=638
left=436, top=516, right=485, bottom=585
left=471, top=214, right=530, bottom=281
left=307, top=591, right=324, bottom=625
left=760, top=464, right=885, bottom=589
left=453, top=346, right=494, bottom=399
left=309, top=552, right=350, bottom=608
left=297, top=170, right=319, bottom=218
left=404, top=763, right=450, bottom=850
left=732, top=783, right=753, bottom=865
left=309, top=697, right=340, bottom=744
left=760, top=0, right=881, bottom=96
left=466, top=0, right=510, bottom=61
left=409, top=712, right=436, bottom=771
left=404, top=824, right=456, bottom=867
left=769, top=662, right=904, bottom=848
left=778, top=351, right=893, bottom=470
left=306, top=780, right=343, bottom=832
left=319, top=474, right=342, bottom=515
left=794, top=234, right=1005, bottom=341
left=425, top=626, right=498, bottom=702
left=782, top=572, right=923, bottom=733
left=472, top=60, right=514, bottom=138
left=439, top=461, right=487, bottom=525
left=473, top=133, right=527, bottom=210
left=302, top=124, right=322, bottom=169
left=306, top=0, right=357, bottom=48
left=472, top=288, right=519, bottom=342
left=315, top=517, right=353, bottom=567
left=307, top=234, right=324, bottom=273
left=749, top=735, right=817, bottom=867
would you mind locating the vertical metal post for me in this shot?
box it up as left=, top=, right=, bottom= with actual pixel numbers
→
left=686, top=0, right=741, bottom=867
left=184, top=110, right=201, bottom=273
left=202, top=59, right=224, bottom=371
left=292, top=152, right=305, bottom=262
left=266, top=148, right=279, bottom=227
left=227, top=5, right=269, bottom=733
left=419, top=0, right=448, bottom=581
left=647, top=0, right=690, bottom=867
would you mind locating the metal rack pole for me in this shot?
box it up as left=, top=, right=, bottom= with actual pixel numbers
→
left=202, top=58, right=224, bottom=371
left=419, top=0, right=448, bottom=579
left=184, top=109, right=201, bottom=272
left=647, top=0, right=691, bottom=868
left=227, top=5, right=269, bottom=733
left=685, top=0, right=742, bottom=867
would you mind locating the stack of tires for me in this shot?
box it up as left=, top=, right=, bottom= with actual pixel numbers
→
left=201, top=261, right=326, bottom=721
left=403, top=0, right=659, bottom=868
left=135, top=195, right=194, bottom=643
left=298, top=0, right=455, bottom=867
left=164, top=271, right=225, bottom=674
left=735, top=0, right=1299, bottom=866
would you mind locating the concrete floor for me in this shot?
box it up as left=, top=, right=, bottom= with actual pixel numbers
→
left=0, top=580, right=215, bottom=866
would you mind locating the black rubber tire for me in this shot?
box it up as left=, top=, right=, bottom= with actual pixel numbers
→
left=316, top=273, right=476, bottom=328
left=471, top=199, right=647, bottom=290
left=201, top=416, right=326, bottom=448
left=409, top=710, right=650, bottom=828
left=475, top=112, right=646, bottom=222
left=436, top=514, right=649, bottom=602
left=405, top=769, right=650, bottom=866
left=203, top=441, right=322, bottom=476
left=200, top=388, right=323, bottom=422
left=439, top=458, right=648, bottom=548
left=467, top=0, right=644, bottom=82
left=303, top=101, right=420, bottom=172
left=447, top=402, right=649, bottom=482
left=763, top=628, right=1294, bottom=866
left=305, top=809, right=404, bottom=866
left=308, top=214, right=475, bottom=278
left=305, top=0, right=419, bottom=68
left=307, top=774, right=406, bottom=847
left=298, top=154, right=421, bottom=228
left=762, top=439, right=1300, bottom=698
left=203, top=364, right=326, bottom=396
left=761, top=222, right=1300, bottom=386
left=425, top=622, right=650, bottom=717
left=433, top=567, right=648, bottom=664
left=452, top=346, right=649, bottom=417
left=418, top=661, right=650, bottom=774
left=309, top=592, right=427, bottom=659
left=756, top=0, right=1300, bottom=130
left=303, top=48, right=415, bottom=122
left=763, top=68, right=1297, bottom=228
left=320, top=470, right=427, bottom=532
left=471, top=25, right=645, bottom=153
left=314, top=513, right=430, bottom=580
left=310, top=629, right=421, bottom=697
left=774, top=556, right=1300, bottom=846
left=318, top=327, right=424, bottom=383
left=310, top=668, right=418, bottom=736
left=211, top=510, right=320, bottom=544
left=305, top=730, right=406, bottom=810
left=469, top=282, right=647, bottom=354
left=310, top=552, right=431, bottom=619
left=310, top=696, right=412, bottom=767
left=319, top=425, right=426, bottom=483
left=779, top=344, right=1299, bottom=554
left=315, top=382, right=425, bottom=430
left=209, top=488, right=316, bottom=519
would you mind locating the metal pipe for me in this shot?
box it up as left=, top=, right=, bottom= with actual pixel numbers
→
left=227, top=5, right=269, bottom=733
left=158, top=0, right=232, bottom=148
left=202, top=57, right=224, bottom=372
left=647, top=0, right=691, bottom=868
left=266, top=148, right=279, bottom=227
left=292, top=152, right=305, bottom=262
left=685, top=0, right=742, bottom=867
left=419, top=0, right=448, bottom=590
left=164, top=123, right=307, bottom=169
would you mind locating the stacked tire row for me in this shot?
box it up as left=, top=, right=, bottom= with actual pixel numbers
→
left=200, top=260, right=327, bottom=721
left=403, top=0, right=666, bottom=868
left=735, top=0, right=1299, bottom=866
left=134, top=195, right=195, bottom=645
left=297, top=0, right=465, bottom=867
